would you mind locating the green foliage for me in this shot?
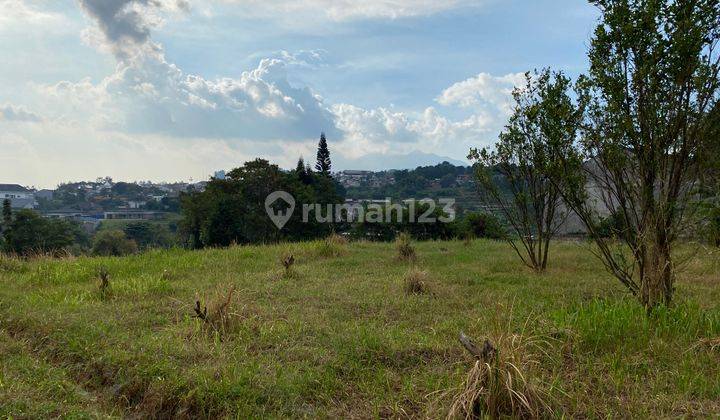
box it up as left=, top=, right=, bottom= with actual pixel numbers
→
left=315, top=132, right=331, bottom=175
left=2, top=210, right=80, bottom=256
left=345, top=162, right=476, bottom=202
left=707, top=206, right=720, bottom=247
left=349, top=201, right=456, bottom=241
left=469, top=69, right=581, bottom=272
left=552, top=0, right=720, bottom=308
left=594, top=213, right=627, bottom=239
left=91, top=230, right=138, bottom=257
left=461, top=212, right=506, bottom=240
left=2, top=199, right=11, bottom=226
left=180, top=159, right=343, bottom=248
left=122, top=222, right=176, bottom=249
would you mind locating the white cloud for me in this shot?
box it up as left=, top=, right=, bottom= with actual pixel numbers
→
left=39, top=1, right=338, bottom=141
left=437, top=72, right=526, bottom=114
left=0, top=104, right=42, bottom=122
left=40, top=53, right=338, bottom=140
left=208, top=0, right=480, bottom=21
left=2, top=0, right=523, bottom=187
left=330, top=104, right=494, bottom=159
left=0, top=0, right=63, bottom=28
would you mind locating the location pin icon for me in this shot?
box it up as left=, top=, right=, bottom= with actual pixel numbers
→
left=265, top=191, right=295, bottom=230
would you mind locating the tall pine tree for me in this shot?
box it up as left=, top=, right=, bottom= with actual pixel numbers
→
left=315, top=132, right=331, bottom=175
left=296, top=157, right=313, bottom=185
left=2, top=199, right=11, bottom=226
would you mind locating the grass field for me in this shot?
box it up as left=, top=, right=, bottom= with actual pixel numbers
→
left=1, top=239, right=719, bottom=418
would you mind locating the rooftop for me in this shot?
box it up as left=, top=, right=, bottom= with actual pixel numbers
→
left=0, top=184, right=31, bottom=192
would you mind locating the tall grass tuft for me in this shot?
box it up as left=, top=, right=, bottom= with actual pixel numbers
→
left=0, top=253, right=25, bottom=273
left=278, top=252, right=300, bottom=279
left=98, top=266, right=111, bottom=301
left=448, top=319, right=555, bottom=419
left=193, top=285, right=239, bottom=338
left=404, top=268, right=431, bottom=295
left=314, top=233, right=348, bottom=258
left=396, top=232, right=416, bottom=262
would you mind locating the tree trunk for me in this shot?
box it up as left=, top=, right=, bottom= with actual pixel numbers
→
left=639, top=236, right=674, bottom=309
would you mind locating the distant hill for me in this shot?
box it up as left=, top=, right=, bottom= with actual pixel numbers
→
left=333, top=151, right=467, bottom=171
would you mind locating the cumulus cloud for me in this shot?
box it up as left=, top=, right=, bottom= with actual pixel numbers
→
left=29, top=0, right=518, bottom=173
left=41, top=1, right=338, bottom=140
left=437, top=72, right=526, bottom=114
left=330, top=104, right=494, bottom=159
left=0, top=104, right=42, bottom=122
left=0, top=0, right=63, bottom=28
left=78, top=0, right=189, bottom=58
left=210, top=0, right=480, bottom=21
left=274, top=49, right=328, bottom=68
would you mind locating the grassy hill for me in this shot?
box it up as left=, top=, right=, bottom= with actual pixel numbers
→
left=1, top=240, right=719, bottom=418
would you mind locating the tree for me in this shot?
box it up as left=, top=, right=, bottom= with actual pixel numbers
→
left=553, top=0, right=720, bottom=309
left=315, top=132, right=331, bottom=175
left=2, top=199, right=11, bottom=227
left=469, top=69, right=582, bottom=272
left=462, top=212, right=506, bottom=240
left=179, top=158, right=344, bottom=248
left=3, top=210, right=78, bottom=255
left=123, top=222, right=175, bottom=249
left=296, top=157, right=314, bottom=185
left=92, top=230, right=138, bottom=256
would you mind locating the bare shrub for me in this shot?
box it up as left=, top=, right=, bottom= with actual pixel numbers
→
left=192, top=285, right=238, bottom=337
left=448, top=326, right=555, bottom=419
left=404, top=268, right=430, bottom=295
left=281, top=253, right=295, bottom=272
left=396, top=232, right=416, bottom=262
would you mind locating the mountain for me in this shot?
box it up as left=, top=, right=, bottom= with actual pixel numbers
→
left=332, top=151, right=468, bottom=171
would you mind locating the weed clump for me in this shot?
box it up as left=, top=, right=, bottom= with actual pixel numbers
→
left=396, top=232, right=416, bottom=261
left=449, top=328, right=554, bottom=419
left=462, top=232, right=474, bottom=247
left=404, top=268, right=431, bottom=295
left=0, top=253, right=24, bottom=273
left=315, top=233, right=348, bottom=258
left=193, top=285, right=238, bottom=337
left=98, top=266, right=111, bottom=300
left=277, top=252, right=301, bottom=280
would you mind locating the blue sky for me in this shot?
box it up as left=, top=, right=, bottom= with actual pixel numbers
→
left=0, top=0, right=599, bottom=188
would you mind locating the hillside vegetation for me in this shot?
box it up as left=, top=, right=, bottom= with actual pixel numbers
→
left=1, top=240, right=719, bottom=418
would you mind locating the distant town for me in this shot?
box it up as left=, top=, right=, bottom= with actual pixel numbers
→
left=1, top=162, right=484, bottom=233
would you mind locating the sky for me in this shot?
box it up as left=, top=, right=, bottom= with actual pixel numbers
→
left=0, top=0, right=599, bottom=188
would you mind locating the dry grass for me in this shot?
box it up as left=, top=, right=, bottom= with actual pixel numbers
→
left=448, top=317, right=555, bottom=419
left=396, top=232, right=417, bottom=261
left=97, top=266, right=111, bottom=301
left=327, top=232, right=349, bottom=246
left=315, top=233, right=349, bottom=258
left=193, top=285, right=240, bottom=337
left=404, top=268, right=431, bottom=295
left=691, top=337, right=720, bottom=352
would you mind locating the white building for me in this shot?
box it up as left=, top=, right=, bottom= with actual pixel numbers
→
left=0, top=184, right=37, bottom=209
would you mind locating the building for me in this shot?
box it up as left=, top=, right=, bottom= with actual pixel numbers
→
left=0, top=184, right=37, bottom=209
left=336, top=170, right=373, bottom=187
left=104, top=211, right=165, bottom=220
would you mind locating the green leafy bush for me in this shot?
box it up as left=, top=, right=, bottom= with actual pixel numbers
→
left=461, top=212, right=506, bottom=239
left=92, top=230, right=138, bottom=257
